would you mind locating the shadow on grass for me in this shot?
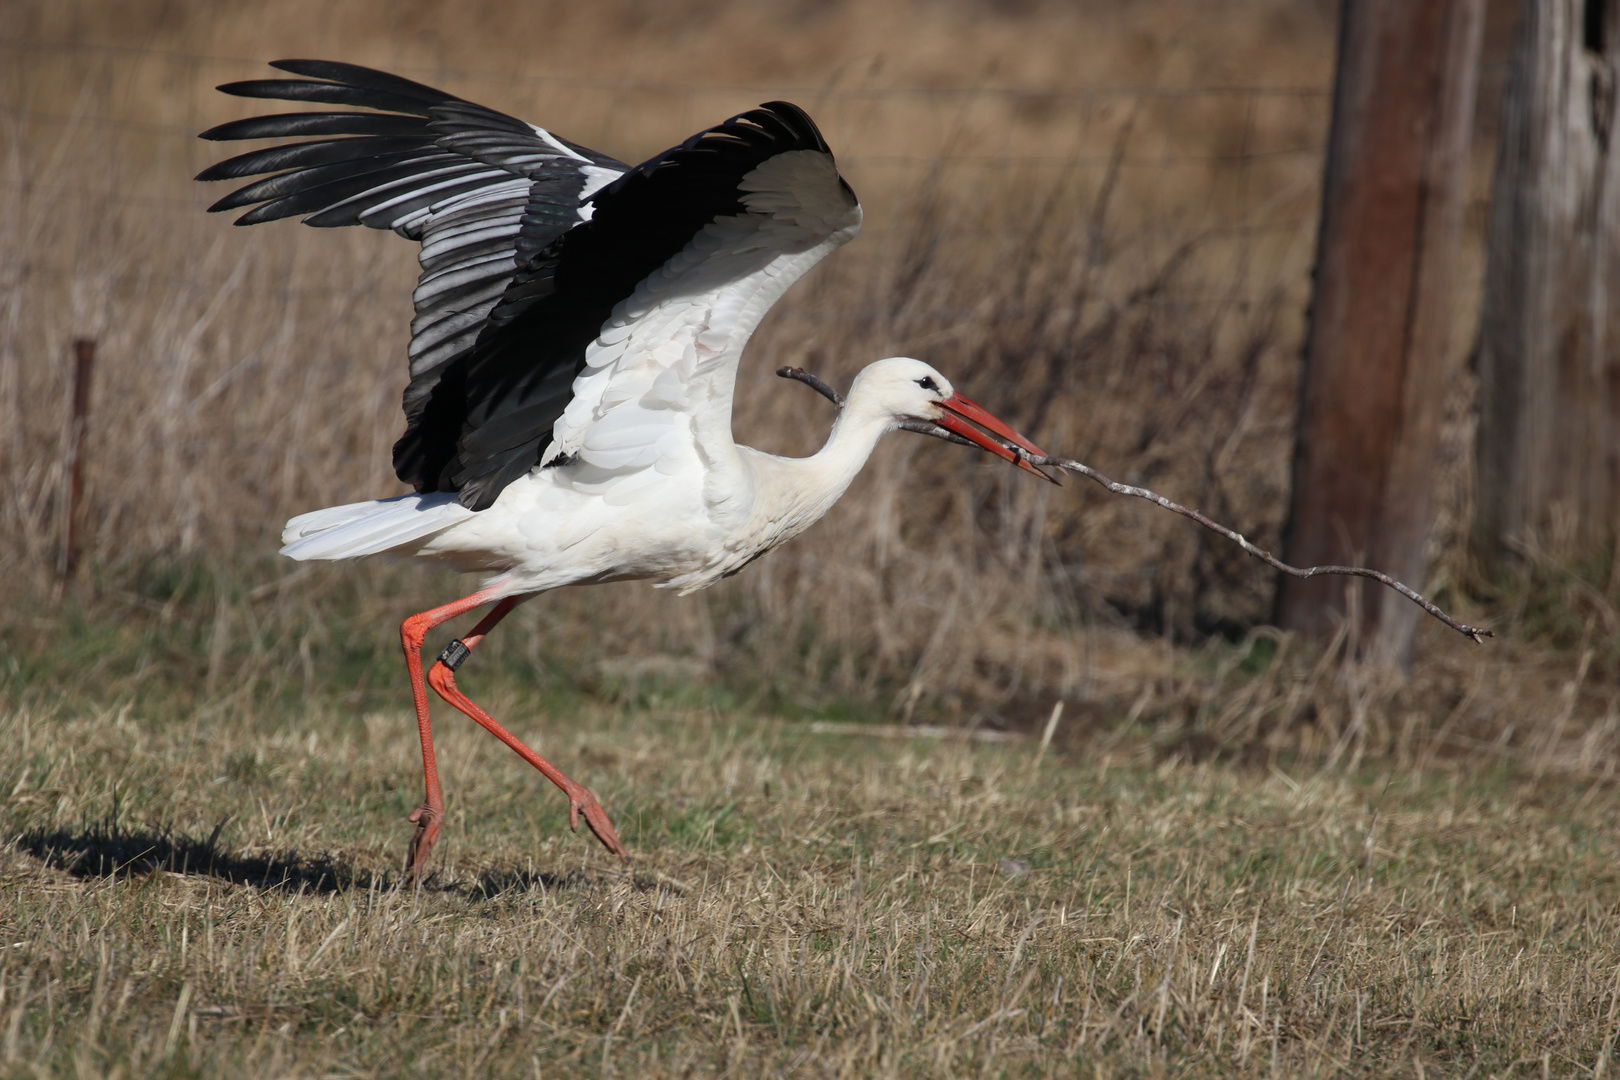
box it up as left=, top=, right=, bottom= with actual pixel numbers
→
left=16, top=818, right=369, bottom=894
left=15, top=819, right=670, bottom=899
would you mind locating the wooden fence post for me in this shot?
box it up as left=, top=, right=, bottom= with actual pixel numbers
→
left=1474, top=0, right=1620, bottom=572
left=1275, top=0, right=1486, bottom=668
left=59, top=338, right=95, bottom=584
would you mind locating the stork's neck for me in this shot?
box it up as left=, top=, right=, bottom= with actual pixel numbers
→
left=808, top=397, right=895, bottom=495
left=742, top=394, right=895, bottom=536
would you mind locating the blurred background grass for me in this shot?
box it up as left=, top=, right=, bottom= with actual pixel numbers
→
left=0, top=0, right=1608, bottom=769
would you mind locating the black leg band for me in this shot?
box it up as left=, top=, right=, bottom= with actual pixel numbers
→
left=437, top=639, right=471, bottom=672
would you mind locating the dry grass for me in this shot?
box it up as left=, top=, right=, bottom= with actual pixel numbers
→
left=5, top=666, right=1620, bottom=1077
left=0, top=0, right=1342, bottom=709
left=1, top=566, right=1617, bottom=1075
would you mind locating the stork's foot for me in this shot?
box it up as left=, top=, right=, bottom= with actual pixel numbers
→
left=564, top=783, right=629, bottom=863
left=404, top=802, right=443, bottom=883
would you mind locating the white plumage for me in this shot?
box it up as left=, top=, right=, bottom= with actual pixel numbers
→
left=202, top=60, right=1048, bottom=878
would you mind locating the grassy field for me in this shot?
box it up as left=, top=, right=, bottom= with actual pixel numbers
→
left=4, top=627, right=1619, bottom=1078
left=0, top=571, right=1613, bottom=1078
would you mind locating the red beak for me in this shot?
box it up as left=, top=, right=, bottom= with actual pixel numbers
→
left=934, top=394, right=1058, bottom=483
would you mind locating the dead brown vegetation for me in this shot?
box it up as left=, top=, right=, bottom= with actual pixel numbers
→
left=1, top=0, right=1330, bottom=688
left=0, top=0, right=1608, bottom=787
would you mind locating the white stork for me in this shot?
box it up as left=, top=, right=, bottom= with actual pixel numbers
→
left=199, top=60, right=1050, bottom=879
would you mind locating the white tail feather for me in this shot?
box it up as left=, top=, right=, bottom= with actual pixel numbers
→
left=280, top=493, right=472, bottom=561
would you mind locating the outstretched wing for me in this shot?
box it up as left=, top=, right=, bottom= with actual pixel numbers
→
left=406, top=102, right=861, bottom=510
left=200, top=66, right=860, bottom=513
left=197, top=59, right=627, bottom=449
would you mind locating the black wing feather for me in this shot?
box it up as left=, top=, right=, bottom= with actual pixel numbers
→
left=199, top=112, right=431, bottom=141
left=216, top=79, right=438, bottom=116
left=204, top=151, right=439, bottom=214
left=194, top=136, right=430, bottom=182
left=230, top=162, right=487, bottom=226
left=267, top=58, right=453, bottom=106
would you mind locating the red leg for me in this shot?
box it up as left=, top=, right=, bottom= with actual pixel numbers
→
left=399, top=587, right=501, bottom=883
left=426, top=598, right=629, bottom=862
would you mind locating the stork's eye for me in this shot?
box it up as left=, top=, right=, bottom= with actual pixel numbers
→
left=916, top=377, right=940, bottom=392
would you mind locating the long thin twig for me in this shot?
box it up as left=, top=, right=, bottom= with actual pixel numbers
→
left=775, top=366, right=1492, bottom=644
left=1030, top=453, right=1490, bottom=643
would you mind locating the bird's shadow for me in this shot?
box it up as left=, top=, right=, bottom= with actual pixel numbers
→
left=15, top=819, right=675, bottom=899
left=16, top=818, right=368, bottom=894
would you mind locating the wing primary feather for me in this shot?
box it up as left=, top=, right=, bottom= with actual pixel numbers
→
left=225, top=160, right=476, bottom=225
left=203, top=150, right=442, bottom=213
left=267, top=59, right=454, bottom=105
left=216, top=79, right=437, bottom=116
left=200, top=112, right=427, bottom=141
left=194, top=136, right=431, bottom=182
left=428, top=100, right=537, bottom=137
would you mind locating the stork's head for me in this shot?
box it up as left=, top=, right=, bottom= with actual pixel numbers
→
left=849, top=357, right=1054, bottom=481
